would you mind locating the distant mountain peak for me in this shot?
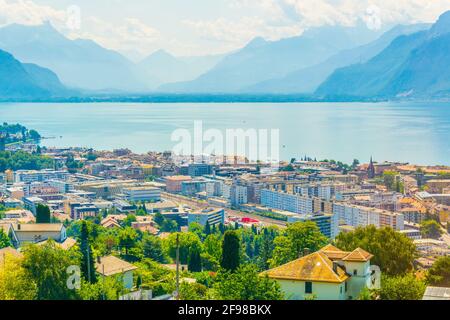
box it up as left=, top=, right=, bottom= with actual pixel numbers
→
left=245, top=37, right=267, bottom=49
left=151, top=49, right=173, bottom=57
left=430, top=10, right=450, bottom=37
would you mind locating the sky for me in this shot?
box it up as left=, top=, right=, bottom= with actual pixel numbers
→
left=1, top=0, right=450, bottom=60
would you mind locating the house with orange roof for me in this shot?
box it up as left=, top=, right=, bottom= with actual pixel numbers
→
left=262, top=244, right=376, bottom=300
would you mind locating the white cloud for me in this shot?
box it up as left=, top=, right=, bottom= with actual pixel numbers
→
left=68, top=16, right=160, bottom=56
left=0, top=0, right=66, bottom=26
left=183, top=16, right=302, bottom=53
left=1, top=0, right=450, bottom=56
left=0, top=0, right=161, bottom=57
left=185, top=0, right=450, bottom=52
left=280, top=0, right=450, bottom=29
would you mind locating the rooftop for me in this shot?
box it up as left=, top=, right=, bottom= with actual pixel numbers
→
left=262, top=251, right=349, bottom=283
left=423, top=286, right=450, bottom=300
left=13, top=223, right=64, bottom=232
left=262, top=245, right=373, bottom=283
left=96, top=255, right=138, bottom=276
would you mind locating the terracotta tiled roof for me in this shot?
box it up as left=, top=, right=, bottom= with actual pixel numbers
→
left=319, top=244, right=351, bottom=260
left=37, top=237, right=77, bottom=250
left=13, top=223, right=64, bottom=232
left=320, top=244, right=340, bottom=252
left=342, top=248, right=373, bottom=262
left=96, top=256, right=138, bottom=276
left=262, top=251, right=349, bottom=283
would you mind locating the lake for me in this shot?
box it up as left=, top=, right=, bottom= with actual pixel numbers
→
left=1, top=101, right=449, bottom=165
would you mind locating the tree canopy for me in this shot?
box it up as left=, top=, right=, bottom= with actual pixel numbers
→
left=426, top=256, right=450, bottom=287
left=269, top=221, right=328, bottom=268
left=336, top=226, right=417, bottom=276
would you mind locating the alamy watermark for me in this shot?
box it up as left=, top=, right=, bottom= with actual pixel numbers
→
left=170, top=121, right=280, bottom=170
left=66, top=5, right=81, bottom=31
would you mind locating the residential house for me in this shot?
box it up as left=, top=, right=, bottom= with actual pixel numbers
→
left=96, top=255, right=138, bottom=290
left=263, top=244, right=376, bottom=300
left=12, top=223, right=67, bottom=247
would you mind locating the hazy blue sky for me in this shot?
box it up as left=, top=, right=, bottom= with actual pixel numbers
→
left=1, top=0, right=450, bottom=59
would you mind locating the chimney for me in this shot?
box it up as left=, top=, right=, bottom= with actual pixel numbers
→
left=332, top=262, right=338, bottom=273
left=303, top=248, right=310, bottom=256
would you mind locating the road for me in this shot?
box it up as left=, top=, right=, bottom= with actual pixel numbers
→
left=161, top=192, right=287, bottom=228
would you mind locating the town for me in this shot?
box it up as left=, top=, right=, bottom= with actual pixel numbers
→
left=0, top=124, right=449, bottom=300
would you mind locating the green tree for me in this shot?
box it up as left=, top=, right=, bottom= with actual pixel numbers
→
left=28, top=129, right=41, bottom=141
left=0, top=229, right=11, bottom=248
left=269, top=221, right=328, bottom=268
left=189, top=222, right=205, bottom=240
left=153, top=212, right=165, bottom=226
left=118, top=227, right=138, bottom=256
left=420, top=220, right=443, bottom=239
left=377, top=274, right=426, bottom=300
left=78, top=277, right=123, bottom=300
left=188, top=245, right=202, bottom=272
left=213, top=264, right=283, bottom=300
left=142, top=234, right=168, bottom=263
left=257, top=228, right=277, bottom=270
left=122, top=214, right=137, bottom=227
left=35, top=204, right=51, bottom=223
left=0, top=252, right=37, bottom=300
left=221, top=231, right=240, bottom=272
left=0, top=151, right=54, bottom=171
left=179, top=282, right=208, bottom=300
left=204, top=221, right=211, bottom=236
left=426, top=256, right=450, bottom=287
left=79, top=221, right=97, bottom=283
left=166, top=232, right=202, bottom=265
left=382, top=171, right=400, bottom=191
left=336, top=226, right=417, bottom=276
left=21, top=242, right=79, bottom=300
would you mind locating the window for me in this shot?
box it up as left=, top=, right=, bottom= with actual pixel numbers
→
left=345, top=282, right=348, bottom=292
left=305, top=282, right=313, bottom=294
left=353, top=269, right=357, bottom=276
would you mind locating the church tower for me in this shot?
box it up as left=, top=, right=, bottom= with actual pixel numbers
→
left=367, top=157, right=375, bottom=179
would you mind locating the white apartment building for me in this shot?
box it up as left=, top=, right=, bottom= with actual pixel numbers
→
left=14, top=170, right=69, bottom=183
left=231, top=185, right=248, bottom=207
left=333, top=203, right=404, bottom=231
left=122, top=187, right=161, bottom=202
left=261, top=189, right=313, bottom=214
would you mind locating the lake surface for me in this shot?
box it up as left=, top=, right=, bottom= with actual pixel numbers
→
left=1, top=102, right=449, bottom=165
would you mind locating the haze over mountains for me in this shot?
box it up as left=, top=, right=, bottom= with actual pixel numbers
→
left=245, top=24, right=430, bottom=94
left=138, top=50, right=225, bottom=89
left=158, top=23, right=385, bottom=93
left=316, top=11, right=450, bottom=99
left=0, top=48, right=68, bottom=99
left=1, top=10, right=450, bottom=100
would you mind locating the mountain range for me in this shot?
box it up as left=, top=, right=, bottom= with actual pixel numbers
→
left=316, top=11, right=450, bottom=99
left=138, top=50, right=225, bottom=89
left=1, top=11, right=450, bottom=100
left=0, top=23, right=146, bottom=92
left=158, top=23, right=385, bottom=93
left=244, top=24, right=430, bottom=94
left=0, top=48, right=68, bottom=100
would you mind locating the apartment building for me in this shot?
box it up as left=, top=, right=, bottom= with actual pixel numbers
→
left=165, top=176, right=192, bottom=193
left=287, top=213, right=339, bottom=239
left=188, top=208, right=225, bottom=227
left=122, top=186, right=161, bottom=202
left=260, top=189, right=313, bottom=214
left=333, top=203, right=404, bottom=230
left=14, top=170, right=69, bottom=183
